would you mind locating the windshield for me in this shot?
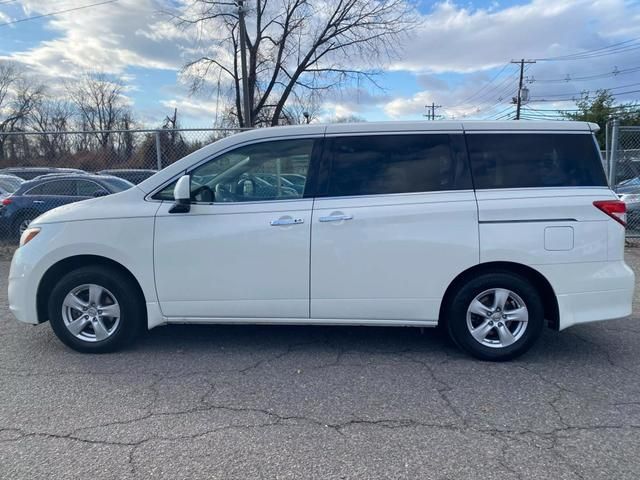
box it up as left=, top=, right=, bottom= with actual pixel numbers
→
left=0, top=177, right=23, bottom=193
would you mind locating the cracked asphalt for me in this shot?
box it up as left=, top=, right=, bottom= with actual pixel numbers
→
left=2, top=251, right=640, bottom=480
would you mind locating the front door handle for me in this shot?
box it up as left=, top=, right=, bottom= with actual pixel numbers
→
left=270, top=218, right=304, bottom=226
left=32, top=200, right=45, bottom=204
left=319, top=214, right=353, bottom=222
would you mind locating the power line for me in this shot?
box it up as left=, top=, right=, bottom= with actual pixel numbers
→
left=0, top=0, right=118, bottom=27
left=484, top=105, right=514, bottom=120
left=528, top=65, right=640, bottom=84
left=531, top=82, right=640, bottom=102
left=467, top=68, right=520, bottom=106
left=468, top=64, right=532, bottom=119
left=536, top=37, right=640, bottom=61
left=458, top=63, right=510, bottom=105
left=458, top=67, right=525, bottom=119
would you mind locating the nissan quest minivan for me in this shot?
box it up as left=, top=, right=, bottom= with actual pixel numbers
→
left=8, top=121, right=635, bottom=361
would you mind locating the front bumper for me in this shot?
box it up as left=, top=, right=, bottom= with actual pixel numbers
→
left=8, top=245, right=40, bottom=325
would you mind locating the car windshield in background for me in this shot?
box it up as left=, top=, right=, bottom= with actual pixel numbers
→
left=0, top=177, right=23, bottom=193
left=101, top=177, right=135, bottom=192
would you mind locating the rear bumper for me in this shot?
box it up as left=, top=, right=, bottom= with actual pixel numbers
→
left=556, top=288, right=633, bottom=330
left=535, top=261, right=634, bottom=330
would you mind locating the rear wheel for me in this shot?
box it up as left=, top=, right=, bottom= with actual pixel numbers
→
left=48, top=265, right=144, bottom=353
left=446, top=272, right=544, bottom=361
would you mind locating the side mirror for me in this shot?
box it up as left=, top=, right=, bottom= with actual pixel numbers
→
left=169, top=175, right=191, bottom=213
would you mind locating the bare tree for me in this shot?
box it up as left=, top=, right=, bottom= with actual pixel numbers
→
left=67, top=73, right=131, bottom=150
left=30, top=99, right=74, bottom=161
left=0, top=62, right=44, bottom=161
left=176, top=0, right=415, bottom=127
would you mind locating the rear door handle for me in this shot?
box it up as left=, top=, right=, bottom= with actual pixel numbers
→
left=32, top=200, right=44, bottom=204
left=270, top=218, right=304, bottom=226
left=319, top=214, right=353, bottom=222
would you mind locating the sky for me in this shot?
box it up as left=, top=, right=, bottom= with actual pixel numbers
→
left=1, top=0, right=640, bottom=127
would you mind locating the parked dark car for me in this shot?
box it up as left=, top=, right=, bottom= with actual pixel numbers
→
left=97, top=169, right=157, bottom=184
left=0, top=174, right=133, bottom=238
left=0, top=167, right=86, bottom=180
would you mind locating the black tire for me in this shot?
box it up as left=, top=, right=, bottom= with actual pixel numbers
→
left=446, top=272, right=544, bottom=361
left=12, top=211, right=37, bottom=240
left=48, top=265, right=144, bottom=353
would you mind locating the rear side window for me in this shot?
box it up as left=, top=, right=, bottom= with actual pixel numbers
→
left=325, top=134, right=470, bottom=197
left=467, top=133, right=607, bottom=189
left=26, top=180, right=77, bottom=196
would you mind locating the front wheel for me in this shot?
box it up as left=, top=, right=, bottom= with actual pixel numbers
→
left=48, top=266, right=144, bottom=353
left=12, top=212, right=37, bottom=240
left=446, top=272, right=544, bottom=361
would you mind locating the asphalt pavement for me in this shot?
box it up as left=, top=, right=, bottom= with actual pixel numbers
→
left=2, top=251, right=640, bottom=479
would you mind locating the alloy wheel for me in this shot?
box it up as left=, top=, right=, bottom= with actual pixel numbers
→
left=466, top=288, right=529, bottom=349
left=61, top=284, right=121, bottom=342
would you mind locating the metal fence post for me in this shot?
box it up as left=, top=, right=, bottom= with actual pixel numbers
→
left=605, top=119, right=610, bottom=174
left=154, top=130, right=162, bottom=170
left=609, top=118, right=619, bottom=190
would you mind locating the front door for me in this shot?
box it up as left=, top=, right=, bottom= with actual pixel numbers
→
left=154, top=138, right=319, bottom=320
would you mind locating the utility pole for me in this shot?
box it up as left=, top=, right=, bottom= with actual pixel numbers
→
left=237, top=0, right=252, bottom=127
left=423, top=102, right=442, bottom=120
left=510, top=59, right=536, bottom=120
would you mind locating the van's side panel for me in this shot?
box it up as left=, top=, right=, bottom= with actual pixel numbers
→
left=311, top=191, right=479, bottom=321
left=476, top=187, right=613, bottom=265
left=467, top=129, right=634, bottom=330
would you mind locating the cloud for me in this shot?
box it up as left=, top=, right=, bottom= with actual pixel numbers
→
left=6, top=0, right=190, bottom=79
left=2, top=0, right=640, bottom=124
left=160, top=94, right=220, bottom=125
left=394, top=0, right=640, bottom=74
left=382, top=0, right=640, bottom=119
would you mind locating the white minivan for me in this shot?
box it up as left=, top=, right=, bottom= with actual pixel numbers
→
left=8, top=121, right=635, bottom=360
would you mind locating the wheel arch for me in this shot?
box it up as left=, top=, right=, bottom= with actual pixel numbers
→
left=36, top=255, right=147, bottom=325
left=439, top=261, right=560, bottom=330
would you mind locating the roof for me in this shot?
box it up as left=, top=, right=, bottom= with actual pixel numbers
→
left=202, top=121, right=598, bottom=146
left=22, top=173, right=120, bottom=185
left=0, top=167, right=84, bottom=171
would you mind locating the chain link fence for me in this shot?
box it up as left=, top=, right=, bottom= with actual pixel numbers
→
left=2, top=124, right=639, bottom=244
left=607, top=120, right=640, bottom=238
left=0, top=127, right=245, bottom=243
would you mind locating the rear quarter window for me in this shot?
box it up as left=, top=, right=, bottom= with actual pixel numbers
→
left=466, top=133, right=607, bottom=189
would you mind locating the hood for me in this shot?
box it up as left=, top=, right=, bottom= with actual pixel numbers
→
left=30, top=186, right=156, bottom=226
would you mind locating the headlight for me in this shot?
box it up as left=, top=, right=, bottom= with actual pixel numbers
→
left=19, top=227, right=40, bottom=247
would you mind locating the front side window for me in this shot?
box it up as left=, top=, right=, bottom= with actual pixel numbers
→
left=467, top=133, right=608, bottom=189
left=325, top=134, right=469, bottom=197
left=154, top=139, right=314, bottom=202
left=76, top=180, right=109, bottom=197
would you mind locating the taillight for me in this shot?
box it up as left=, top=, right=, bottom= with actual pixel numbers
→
left=1, top=198, right=12, bottom=206
left=594, top=200, right=627, bottom=226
